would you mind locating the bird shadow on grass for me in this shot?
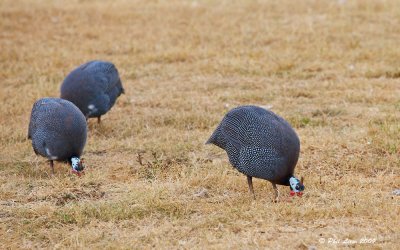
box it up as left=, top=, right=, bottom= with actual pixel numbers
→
left=28, top=186, right=106, bottom=206
left=86, top=119, right=125, bottom=139
left=1, top=160, right=76, bottom=179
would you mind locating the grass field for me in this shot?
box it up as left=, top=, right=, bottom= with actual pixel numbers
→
left=1, top=0, right=399, bottom=248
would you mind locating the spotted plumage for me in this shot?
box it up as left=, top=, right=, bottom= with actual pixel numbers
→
left=60, top=60, right=125, bottom=123
left=28, top=98, right=87, bottom=175
left=207, top=105, right=304, bottom=200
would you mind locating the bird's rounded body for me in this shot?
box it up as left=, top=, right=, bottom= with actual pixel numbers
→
left=28, top=98, right=87, bottom=162
left=207, top=105, right=300, bottom=186
left=60, top=60, right=124, bottom=120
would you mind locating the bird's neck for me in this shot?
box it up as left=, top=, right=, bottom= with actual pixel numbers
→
left=280, top=174, right=295, bottom=187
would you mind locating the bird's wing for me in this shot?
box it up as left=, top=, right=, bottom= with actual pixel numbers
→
left=222, top=107, right=285, bottom=151
left=220, top=113, right=251, bottom=151
left=95, top=63, right=121, bottom=94
left=82, top=61, right=121, bottom=93
left=238, top=146, right=287, bottom=181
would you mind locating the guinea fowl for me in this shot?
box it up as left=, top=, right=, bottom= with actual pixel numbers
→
left=206, top=105, right=304, bottom=200
left=28, top=98, right=87, bottom=176
left=60, top=60, right=125, bottom=123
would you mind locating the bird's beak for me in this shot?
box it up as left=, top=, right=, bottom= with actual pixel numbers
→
left=71, top=169, right=85, bottom=177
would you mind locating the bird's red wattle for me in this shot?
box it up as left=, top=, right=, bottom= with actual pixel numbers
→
left=71, top=169, right=84, bottom=177
left=290, top=191, right=303, bottom=197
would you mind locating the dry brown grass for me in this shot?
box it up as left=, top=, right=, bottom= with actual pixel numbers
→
left=1, top=0, right=399, bottom=249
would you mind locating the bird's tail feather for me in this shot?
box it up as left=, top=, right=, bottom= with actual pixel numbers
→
left=206, top=126, right=226, bottom=149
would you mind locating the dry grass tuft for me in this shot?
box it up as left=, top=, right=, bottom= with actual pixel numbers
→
left=1, top=0, right=399, bottom=248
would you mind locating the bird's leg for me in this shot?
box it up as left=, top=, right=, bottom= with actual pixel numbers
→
left=49, top=160, right=55, bottom=175
left=272, top=183, right=279, bottom=202
left=247, top=175, right=256, bottom=200
left=97, top=116, right=101, bottom=124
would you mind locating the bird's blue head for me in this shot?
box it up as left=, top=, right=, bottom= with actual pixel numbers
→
left=289, top=176, right=304, bottom=196
left=71, top=157, right=85, bottom=176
